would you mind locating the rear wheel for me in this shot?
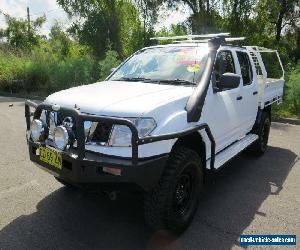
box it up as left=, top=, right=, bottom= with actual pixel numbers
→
left=144, top=147, right=204, bottom=234
left=249, top=111, right=271, bottom=156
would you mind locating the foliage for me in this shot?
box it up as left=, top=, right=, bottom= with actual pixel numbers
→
left=0, top=15, right=46, bottom=49
left=119, top=1, right=145, bottom=57
left=0, top=32, right=97, bottom=95
left=0, top=49, right=29, bottom=92
left=57, top=0, right=145, bottom=59
left=99, top=50, right=121, bottom=80
left=135, top=0, right=163, bottom=44
left=256, top=0, right=300, bottom=41
left=284, top=65, right=300, bottom=116
left=155, top=24, right=188, bottom=44
left=49, top=22, right=72, bottom=57
left=0, top=0, right=299, bottom=118
left=272, top=63, right=300, bottom=118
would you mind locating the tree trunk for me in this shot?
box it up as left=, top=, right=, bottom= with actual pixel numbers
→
left=275, top=0, right=287, bottom=42
left=230, top=0, right=239, bottom=35
left=295, top=28, right=300, bottom=61
left=206, top=0, right=210, bottom=28
left=276, top=11, right=284, bottom=41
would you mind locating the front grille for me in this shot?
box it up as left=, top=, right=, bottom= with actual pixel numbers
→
left=88, top=123, right=112, bottom=144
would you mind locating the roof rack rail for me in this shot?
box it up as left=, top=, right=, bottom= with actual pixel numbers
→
left=172, top=37, right=245, bottom=44
left=245, top=46, right=276, bottom=53
left=150, top=33, right=230, bottom=41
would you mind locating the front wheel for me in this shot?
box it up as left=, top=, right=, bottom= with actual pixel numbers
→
left=144, top=147, right=204, bottom=234
left=249, top=112, right=271, bottom=156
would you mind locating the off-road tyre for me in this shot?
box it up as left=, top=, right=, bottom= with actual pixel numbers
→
left=144, top=147, right=204, bottom=234
left=248, top=111, right=271, bottom=156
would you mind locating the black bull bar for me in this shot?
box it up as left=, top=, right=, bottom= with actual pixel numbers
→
left=25, top=100, right=216, bottom=170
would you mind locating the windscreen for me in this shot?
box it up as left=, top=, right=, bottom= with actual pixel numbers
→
left=109, top=46, right=209, bottom=85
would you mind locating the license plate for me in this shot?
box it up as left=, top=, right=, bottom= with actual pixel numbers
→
left=39, top=147, right=62, bottom=170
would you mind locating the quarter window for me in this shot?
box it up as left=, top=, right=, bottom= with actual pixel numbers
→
left=237, top=51, right=253, bottom=85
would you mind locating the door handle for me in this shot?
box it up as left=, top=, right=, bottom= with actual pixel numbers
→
left=253, top=91, right=258, bottom=95
left=236, top=96, right=243, bottom=101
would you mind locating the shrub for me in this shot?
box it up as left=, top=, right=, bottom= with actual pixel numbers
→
left=0, top=42, right=98, bottom=95
left=98, top=50, right=121, bottom=80
left=0, top=50, right=29, bottom=92
left=273, top=64, right=300, bottom=118
left=284, top=66, right=300, bottom=116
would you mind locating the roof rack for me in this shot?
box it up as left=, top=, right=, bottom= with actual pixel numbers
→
left=150, top=33, right=230, bottom=41
left=172, top=37, right=245, bottom=44
left=245, top=46, right=276, bottom=53
left=150, top=33, right=246, bottom=46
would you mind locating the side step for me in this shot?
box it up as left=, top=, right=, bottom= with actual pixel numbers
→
left=207, top=134, right=258, bottom=170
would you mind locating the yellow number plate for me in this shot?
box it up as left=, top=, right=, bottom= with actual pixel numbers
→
left=39, top=147, right=62, bottom=170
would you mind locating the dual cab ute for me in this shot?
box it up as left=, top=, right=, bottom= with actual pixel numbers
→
left=25, top=33, right=285, bottom=233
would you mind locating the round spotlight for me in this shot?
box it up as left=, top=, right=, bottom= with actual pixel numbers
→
left=30, top=119, right=46, bottom=142
left=54, top=126, right=69, bottom=150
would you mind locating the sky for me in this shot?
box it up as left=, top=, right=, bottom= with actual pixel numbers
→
left=0, top=0, right=191, bottom=36
left=0, top=0, right=69, bottom=35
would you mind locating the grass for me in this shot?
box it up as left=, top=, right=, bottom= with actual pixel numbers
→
left=0, top=47, right=299, bottom=120
left=0, top=47, right=99, bottom=96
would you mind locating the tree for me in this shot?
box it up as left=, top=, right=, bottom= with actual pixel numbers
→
left=1, top=15, right=46, bottom=49
left=154, top=23, right=188, bottom=44
left=98, top=50, right=121, bottom=80
left=164, top=0, right=216, bottom=33
left=135, top=0, right=162, bottom=44
left=257, top=0, right=300, bottom=42
left=57, top=0, right=144, bottom=59
left=221, top=0, right=257, bottom=36
left=119, top=1, right=145, bottom=56
left=49, top=22, right=72, bottom=57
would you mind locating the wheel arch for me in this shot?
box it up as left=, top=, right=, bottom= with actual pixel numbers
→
left=252, top=105, right=272, bottom=133
left=172, top=132, right=206, bottom=170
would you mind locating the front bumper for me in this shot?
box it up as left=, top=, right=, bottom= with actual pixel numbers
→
left=25, top=100, right=216, bottom=191
left=28, top=141, right=168, bottom=191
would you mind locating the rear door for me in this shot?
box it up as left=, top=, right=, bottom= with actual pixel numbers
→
left=235, top=50, right=258, bottom=134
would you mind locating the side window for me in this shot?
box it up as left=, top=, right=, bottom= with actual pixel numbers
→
left=214, top=51, right=236, bottom=85
left=237, top=52, right=253, bottom=85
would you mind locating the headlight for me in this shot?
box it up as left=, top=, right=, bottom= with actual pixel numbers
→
left=54, top=126, right=69, bottom=150
left=30, top=119, right=46, bottom=142
left=108, top=118, right=156, bottom=147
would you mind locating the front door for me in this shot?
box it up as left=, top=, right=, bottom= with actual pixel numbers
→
left=201, top=49, right=244, bottom=153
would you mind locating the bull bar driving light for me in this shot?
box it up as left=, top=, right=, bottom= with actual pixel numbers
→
left=54, top=126, right=69, bottom=150
left=30, top=119, right=46, bottom=142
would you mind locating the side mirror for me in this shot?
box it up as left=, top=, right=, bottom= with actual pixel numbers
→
left=216, top=73, right=240, bottom=90
left=109, top=67, right=116, bottom=74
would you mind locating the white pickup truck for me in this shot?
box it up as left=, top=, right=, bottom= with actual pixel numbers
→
left=25, top=34, right=285, bottom=233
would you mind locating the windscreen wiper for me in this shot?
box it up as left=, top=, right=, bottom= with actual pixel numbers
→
left=116, top=77, right=152, bottom=82
left=158, top=79, right=196, bottom=86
